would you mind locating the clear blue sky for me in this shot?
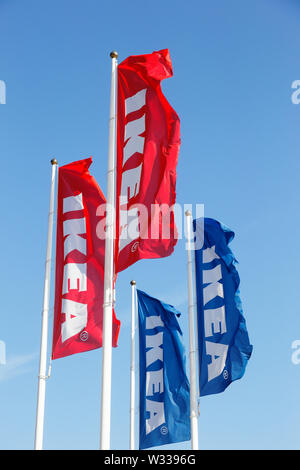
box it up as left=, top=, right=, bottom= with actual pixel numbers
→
left=0, top=0, right=300, bottom=450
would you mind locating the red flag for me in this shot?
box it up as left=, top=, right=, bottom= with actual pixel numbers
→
left=52, top=158, right=120, bottom=360
left=116, top=49, right=180, bottom=273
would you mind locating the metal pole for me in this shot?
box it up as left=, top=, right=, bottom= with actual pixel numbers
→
left=185, top=210, right=199, bottom=450
left=100, top=51, right=118, bottom=450
left=130, top=280, right=136, bottom=450
left=34, top=158, right=58, bottom=450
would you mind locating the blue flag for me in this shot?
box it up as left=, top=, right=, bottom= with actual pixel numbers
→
left=194, top=218, right=253, bottom=397
left=137, top=289, right=191, bottom=449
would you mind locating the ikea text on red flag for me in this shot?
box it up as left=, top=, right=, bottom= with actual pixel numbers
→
left=115, top=49, right=181, bottom=273
left=52, top=158, right=120, bottom=359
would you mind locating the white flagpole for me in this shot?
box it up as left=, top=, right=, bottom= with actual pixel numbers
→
left=130, top=280, right=136, bottom=450
left=185, top=210, right=199, bottom=450
left=34, top=158, right=58, bottom=450
left=100, top=51, right=118, bottom=450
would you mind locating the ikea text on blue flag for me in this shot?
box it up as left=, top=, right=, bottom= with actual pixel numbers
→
left=194, top=218, right=253, bottom=397
left=137, top=289, right=190, bottom=449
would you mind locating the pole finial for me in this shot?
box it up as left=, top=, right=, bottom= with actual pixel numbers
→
left=51, top=158, right=58, bottom=165
left=185, top=210, right=192, bottom=217
left=110, top=51, right=118, bottom=59
left=130, top=280, right=136, bottom=286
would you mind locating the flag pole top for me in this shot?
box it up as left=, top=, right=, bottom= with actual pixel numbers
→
left=185, top=210, right=192, bottom=217
left=110, top=51, right=118, bottom=59
left=130, top=280, right=136, bottom=286
left=51, top=158, right=58, bottom=165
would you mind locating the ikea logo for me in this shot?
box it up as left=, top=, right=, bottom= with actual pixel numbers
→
left=202, top=245, right=228, bottom=381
